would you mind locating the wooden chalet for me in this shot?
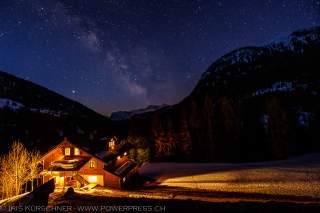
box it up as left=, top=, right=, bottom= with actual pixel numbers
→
left=40, top=138, right=137, bottom=189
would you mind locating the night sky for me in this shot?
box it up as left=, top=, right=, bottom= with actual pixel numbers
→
left=0, top=0, right=319, bottom=115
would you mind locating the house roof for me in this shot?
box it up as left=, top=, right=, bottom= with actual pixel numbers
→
left=41, top=138, right=137, bottom=177
left=40, top=137, right=105, bottom=164
left=104, top=156, right=137, bottom=178
left=48, top=156, right=90, bottom=171
left=114, top=161, right=136, bottom=177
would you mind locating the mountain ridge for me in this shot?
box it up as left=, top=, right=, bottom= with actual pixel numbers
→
left=0, top=70, right=104, bottom=119
left=126, top=26, right=320, bottom=162
left=1, top=26, right=320, bottom=163
left=0, top=70, right=114, bottom=154
left=110, top=104, right=169, bottom=121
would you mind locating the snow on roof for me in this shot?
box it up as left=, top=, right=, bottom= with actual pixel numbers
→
left=48, top=157, right=90, bottom=171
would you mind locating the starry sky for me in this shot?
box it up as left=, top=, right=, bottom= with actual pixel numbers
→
left=0, top=0, right=319, bottom=115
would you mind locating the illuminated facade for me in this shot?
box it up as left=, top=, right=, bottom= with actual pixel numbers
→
left=40, top=138, right=137, bottom=189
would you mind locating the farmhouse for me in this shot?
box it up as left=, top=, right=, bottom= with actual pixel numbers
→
left=40, top=138, right=137, bottom=189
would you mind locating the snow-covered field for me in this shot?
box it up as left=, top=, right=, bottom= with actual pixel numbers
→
left=139, top=154, right=320, bottom=198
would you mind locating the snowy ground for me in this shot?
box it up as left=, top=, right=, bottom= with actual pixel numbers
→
left=0, top=192, right=31, bottom=206
left=45, top=155, right=320, bottom=212
left=139, top=154, right=320, bottom=198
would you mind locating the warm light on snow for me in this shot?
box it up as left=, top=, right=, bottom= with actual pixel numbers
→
left=140, top=154, right=320, bottom=198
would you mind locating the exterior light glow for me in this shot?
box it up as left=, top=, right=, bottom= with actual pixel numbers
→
left=88, top=176, right=97, bottom=183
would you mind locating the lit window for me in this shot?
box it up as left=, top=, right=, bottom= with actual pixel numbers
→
left=88, top=176, right=97, bottom=183
left=64, top=148, right=70, bottom=156
left=89, top=161, right=95, bottom=168
left=74, top=148, right=80, bottom=156
left=54, top=176, right=64, bottom=185
left=109, top=139, right=115, bottom=150
left=54, top=176, right=59, bottom=184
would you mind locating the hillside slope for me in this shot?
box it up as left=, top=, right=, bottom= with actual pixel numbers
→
left=0, top=70, right=112, bottom=153
left=127, top=26, right=320, bottom=162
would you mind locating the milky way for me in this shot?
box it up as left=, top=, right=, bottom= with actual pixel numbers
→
left=0, top=0, right=319, bottom=115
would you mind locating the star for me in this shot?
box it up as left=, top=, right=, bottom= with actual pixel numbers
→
left=0, top=0, right=318, bottom=115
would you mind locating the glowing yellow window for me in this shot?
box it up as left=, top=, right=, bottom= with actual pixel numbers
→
left=59, top=176, right=64, bottom=185
left=89, top=161, right=95, bottom=168
left=88, top=176, right=97, bottom=183
left=74, top=148, right=80, bottom=156
left=64, top=148, right=70, bottom=156
left=109, top=139, right=115, bottom=151
left=54, top=176, right=64, bottom=186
